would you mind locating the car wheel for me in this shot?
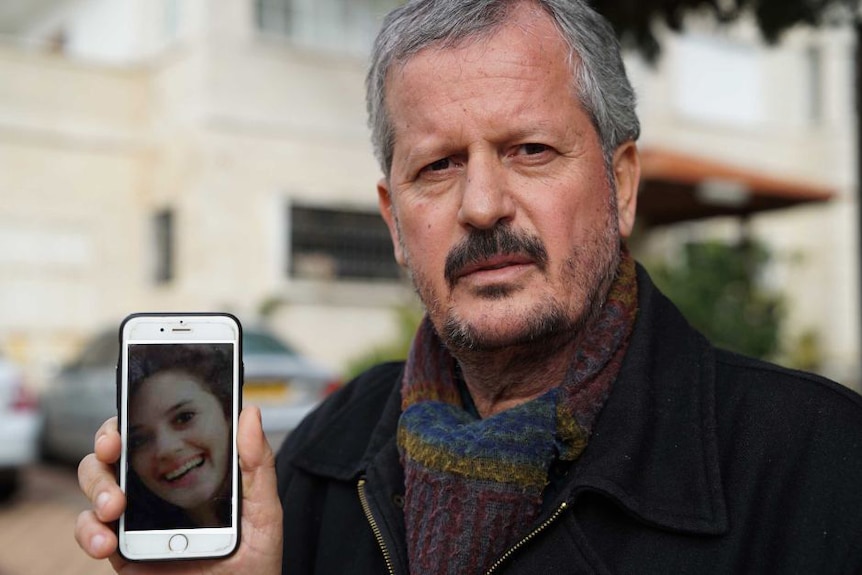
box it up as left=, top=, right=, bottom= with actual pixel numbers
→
left=38, top=430, right=59, bottom=465
left=0, top=469, right=19, bottom=502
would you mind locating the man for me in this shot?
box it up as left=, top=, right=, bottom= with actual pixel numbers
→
left=76, top=0, right=862, bottom=573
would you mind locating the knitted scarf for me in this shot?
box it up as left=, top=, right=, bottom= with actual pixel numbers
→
left=397, top=250, right=638, bottom=575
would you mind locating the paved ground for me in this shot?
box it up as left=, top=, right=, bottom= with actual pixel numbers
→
left=0, top=463, right=114, bottom=575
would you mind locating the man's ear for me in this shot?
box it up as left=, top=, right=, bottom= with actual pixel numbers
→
left=612, top=141, right=640, bottom=238
left=377, top=178, right=406, bottom=267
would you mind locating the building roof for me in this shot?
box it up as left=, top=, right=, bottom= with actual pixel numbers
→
left=637, top=147, right=836, bottom=227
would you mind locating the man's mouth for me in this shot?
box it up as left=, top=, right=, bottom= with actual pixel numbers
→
left=455, top=254, right=534, bottom=280
left=163, top=456, right=205, bottom=482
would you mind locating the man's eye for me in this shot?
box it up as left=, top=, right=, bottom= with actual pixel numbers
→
left=423, top=158, right=451, bottom=172
left=520, top=143, right=550, bottom=155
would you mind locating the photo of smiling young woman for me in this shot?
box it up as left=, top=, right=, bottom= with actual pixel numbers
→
left=124, top=343, right=234, bottom=531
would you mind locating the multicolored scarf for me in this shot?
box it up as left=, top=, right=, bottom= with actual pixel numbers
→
left=397, top=250, right=638, bottom=574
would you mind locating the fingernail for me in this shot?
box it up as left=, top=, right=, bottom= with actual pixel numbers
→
left=91, top=534, right=106, bottom=553
left=96, top=492, right=110, bottom=512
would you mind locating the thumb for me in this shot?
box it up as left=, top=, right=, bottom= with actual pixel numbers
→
left=237, top=406, right=283, bottom=552
left=238, top=406, right=280, bottom=505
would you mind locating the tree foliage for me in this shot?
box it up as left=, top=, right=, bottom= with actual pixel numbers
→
left=591, top=0, right=858, bottom=60
left=345, top=305, right=423, bottom=380
left=648, top=240, right=785, bottom=359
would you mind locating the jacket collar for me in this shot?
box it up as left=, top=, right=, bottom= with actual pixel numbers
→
left=566, top=265, right=728, bottom=535
left=292, top=265, right=728, bottom=536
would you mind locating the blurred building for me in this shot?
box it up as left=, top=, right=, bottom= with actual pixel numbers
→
left=0, top=0, right=858, bottom=390
left=627, top=17, right=859, bottom=388
left=0, top=0, right=407, bottom=386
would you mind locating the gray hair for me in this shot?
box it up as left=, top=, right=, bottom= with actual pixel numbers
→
left=366, top=0, right=640, bottom=178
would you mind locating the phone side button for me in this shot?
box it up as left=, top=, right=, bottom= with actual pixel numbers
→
left=169, top=534, right=188, bottom=553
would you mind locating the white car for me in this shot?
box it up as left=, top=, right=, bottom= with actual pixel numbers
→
left=40, top=326, right=341, bottom=464
left=0, top=354, right=41, bottom=497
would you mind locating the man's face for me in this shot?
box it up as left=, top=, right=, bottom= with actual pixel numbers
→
left=378, top=4, right=639, bottom=351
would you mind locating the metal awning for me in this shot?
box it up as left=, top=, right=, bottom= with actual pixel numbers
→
left=637, top=147, right=836, bottom=227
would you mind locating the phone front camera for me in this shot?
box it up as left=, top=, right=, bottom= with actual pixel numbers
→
left=160, top=328, right=165, bottom=332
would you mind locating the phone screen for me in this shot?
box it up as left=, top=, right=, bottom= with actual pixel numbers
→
left=124, top=342, right=234, bottom=531
left=118, top=314, right=240, bottom=561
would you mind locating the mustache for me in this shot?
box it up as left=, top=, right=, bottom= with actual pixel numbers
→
left=444, top=226, right=548, bottom=288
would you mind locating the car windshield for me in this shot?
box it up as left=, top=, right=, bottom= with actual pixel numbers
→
left=243, top=331, right=297, bottom=355
left=73, top=332, right=119, bottom=369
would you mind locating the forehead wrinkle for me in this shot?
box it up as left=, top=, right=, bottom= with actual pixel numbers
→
left=386, top=4, right=585, bottom=170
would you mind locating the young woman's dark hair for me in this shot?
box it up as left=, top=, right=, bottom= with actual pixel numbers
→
left=128, top=343, right=233, bottom=418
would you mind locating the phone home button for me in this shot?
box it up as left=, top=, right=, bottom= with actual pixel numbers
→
left=169, top=534, right=188, bottom=553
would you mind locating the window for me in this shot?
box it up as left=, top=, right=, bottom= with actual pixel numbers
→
left=257, top=0, right=292, bottom=35
left=805, top=45, right=823, bottom=123
left=674, top=35, right=764, bottom=127
left=164, top=0, right=181, bottom=40
left=255, top=0, right=401, bottom=55
left=152, top=210, right=174, bottom=284
left=288, top=204, right=401, bottom=281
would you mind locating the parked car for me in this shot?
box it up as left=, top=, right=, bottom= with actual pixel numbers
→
left=242, top=328, right=342, bottom=450
left=40, top=325, right=341, bottom=465
left=0, top=354, right=41, bottom=497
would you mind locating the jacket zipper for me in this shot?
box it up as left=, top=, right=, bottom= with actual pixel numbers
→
left=483, top=501, right=570, bottom=575
left=357, top=477, right=396, bottom=575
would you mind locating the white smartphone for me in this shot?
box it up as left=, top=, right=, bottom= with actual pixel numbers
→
left=117, top=313, right=241, bottom=561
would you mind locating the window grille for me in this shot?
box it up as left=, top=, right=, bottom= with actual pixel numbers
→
left=289, top=204, right=401, bottom=281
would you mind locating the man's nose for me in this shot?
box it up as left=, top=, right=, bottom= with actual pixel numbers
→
left=457, top=155, right=515, bottom=230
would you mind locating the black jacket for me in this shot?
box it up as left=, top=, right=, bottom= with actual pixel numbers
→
left=276, top=267, right=862, bottom=574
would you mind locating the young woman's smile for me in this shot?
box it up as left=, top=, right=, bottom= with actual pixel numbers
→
left=161, top=453, right=206, bottom=484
